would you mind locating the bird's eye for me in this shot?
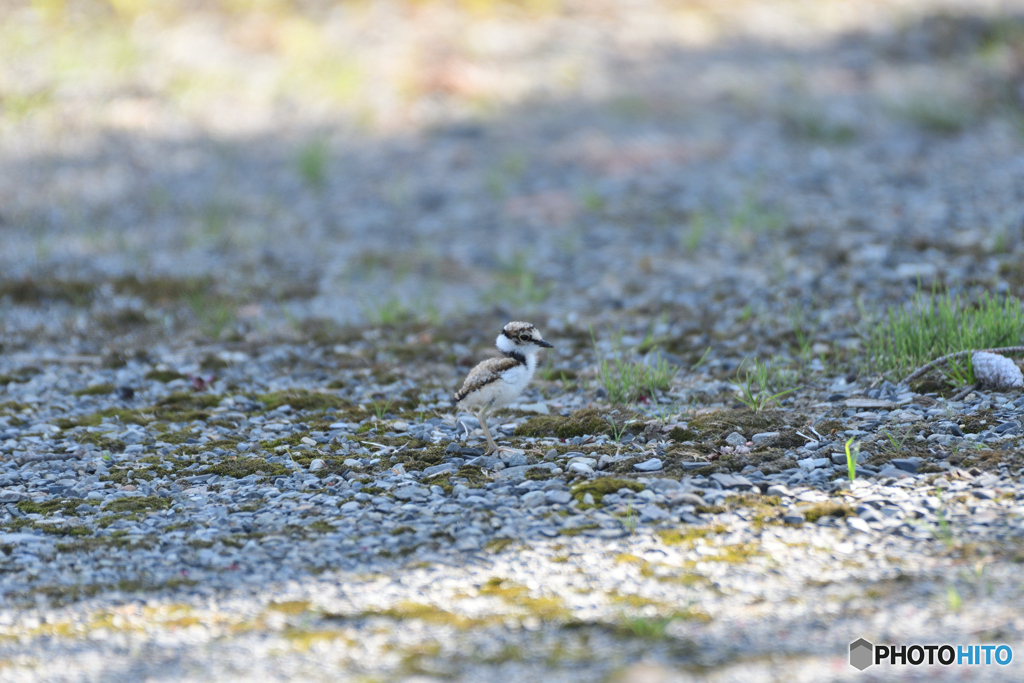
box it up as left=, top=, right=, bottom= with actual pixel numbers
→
left=517, top=334, right=528, bottom=342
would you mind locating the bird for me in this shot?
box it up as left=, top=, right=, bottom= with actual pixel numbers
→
left=452, top=321, right=553, bottom=454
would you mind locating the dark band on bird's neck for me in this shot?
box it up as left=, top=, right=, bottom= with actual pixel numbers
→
left=504, top=349, right=527, bottom=364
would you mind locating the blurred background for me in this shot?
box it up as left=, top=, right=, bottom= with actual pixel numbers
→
left=2, top=0, right=1024, bottom=350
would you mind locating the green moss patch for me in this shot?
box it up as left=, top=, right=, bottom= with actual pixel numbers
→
left=103, top=496, right=172, bottom=513
left=67, top=407, right=153, bottom=428
left=801, top=501, right=854, bottom=523
left=268, top=600, right=313, bottom=615
left=571, top=478, right=643, bottom=505
left=668, top=426, right=698, bottom=442
left=16, top=498, right=94, bottom=517
left=145, top=370, right=187, bottom=383
left=0, top=278, right=96, bottom=305
left=909, top=378, right=956, bottom=397
left=958, top=410, right=994, bottom=434
left=0, top=367, right=40, bottom=385
left=683, top=410, right=792, bottom=446
left=202, top=457, right=289, bottom=479
left=656, top=525, right=724, bottom=546
left=484, top=538, right=513, bottom=553
left=40, top=525, right=91, bottom=536
left=392, top=445, right=447, bottom=472
left=72, top=383, right=115, bottom=397
left=79, top=434, right=126, bottom=452
left=258, top=390, right=351, bottom=412
left=54, top=535, right=156, bottom=554
left=151, top=393, right=221, bottom=423
left=515, top=407, right=641, bottom=439
left=157, top=392, right=221, bottom=408
left=156, top=429, right=193, bottom=445
left=100, top=455, right=190, bottom=484
left=478, top=578, right=568, bottom=621
left=951, top=447, right=1024, bottom=473
left=706, top=448, right=799, bottom=476
left=371, top=601, right=481, bottom=629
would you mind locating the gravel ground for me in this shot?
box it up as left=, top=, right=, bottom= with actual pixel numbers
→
left=3, top=1, right=1024, bottom=681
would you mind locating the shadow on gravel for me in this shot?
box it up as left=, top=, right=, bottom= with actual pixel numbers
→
left=1, top=9, right=1023, bottom=330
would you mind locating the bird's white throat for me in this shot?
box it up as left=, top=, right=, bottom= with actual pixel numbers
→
left=495, top=333, right=540, bottom=370
left=495, top=334, right=517, bottom=355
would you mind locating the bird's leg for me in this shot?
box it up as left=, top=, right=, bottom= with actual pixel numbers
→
left=477, top=405, right=498, bottom=454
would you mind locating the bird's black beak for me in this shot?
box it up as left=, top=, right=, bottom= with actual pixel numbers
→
left=534, top=339, right=553, bottom=348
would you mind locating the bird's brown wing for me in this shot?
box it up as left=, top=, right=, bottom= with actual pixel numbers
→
left=452, top=356, right=521, bottom=404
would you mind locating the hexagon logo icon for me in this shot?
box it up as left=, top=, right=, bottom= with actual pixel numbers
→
left=849, top=638, right=874, bottom=670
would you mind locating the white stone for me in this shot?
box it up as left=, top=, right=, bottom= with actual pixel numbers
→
left=973, top=351, right=1024, bottom=389
left=634, top=458, right=663, bottom=472
left=798, top=457, right=830, bottom=469
left=725, top=432, right=746, bottom=446
left=847, top=518, right=874, bottom=534
left=568, top=462, right=594, bottom=476
left=639, top=504, right=668, bottom=521
left=521, top=490, right=546, bottom=507
left=394, top=486, right=429, bottom=501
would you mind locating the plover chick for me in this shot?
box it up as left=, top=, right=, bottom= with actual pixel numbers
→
left=452, top=321, right=553, bottom=454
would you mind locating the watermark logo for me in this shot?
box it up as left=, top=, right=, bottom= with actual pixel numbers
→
left=849, top=638, right=873, bottom=671
left=849, top=639, right=1013, bottom=670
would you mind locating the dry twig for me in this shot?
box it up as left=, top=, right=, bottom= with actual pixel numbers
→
left=902, top=346, right=1024, bottom=384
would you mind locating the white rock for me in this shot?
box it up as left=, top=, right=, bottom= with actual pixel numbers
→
left=751, top=432, right=779, bottom=445
left=568, top=462, right=595, bottom=476
left=725, top=432, right=746, bottom=447
left=847, top=517, right=874, bottom=534
left=309, top=459, right=325, bottom=472
left=392, top=420, right=409, bottom=432
left=973, top=351, right=1023, bottom=389
left=639, top=504, right=667, bottom=521
left=394, top=485, right=429, bottom=501
left=798, top=457, right=830, bottom=469
left=521, top=490, right=546, bottom=507
left=844, top=398, right=896, bottom=409
left=545, top=490, right=572, bottom=505
left=518, top=402, right=549, bottom=415
left=634, top=457, right=663, bottom=472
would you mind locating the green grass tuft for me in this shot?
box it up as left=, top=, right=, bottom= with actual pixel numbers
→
left=864, top=288, right=1024, bottom=379
left=731, top=357, right=799, bottom=413
left=592, top=328, right=675, bottom=404
left=297, top=138, right=329, bottom=190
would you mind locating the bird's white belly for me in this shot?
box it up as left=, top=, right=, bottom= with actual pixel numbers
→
left=461, top=365, right=532, bottom=409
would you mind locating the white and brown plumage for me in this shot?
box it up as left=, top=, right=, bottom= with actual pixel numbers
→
left=453, top=321, right=553, bottom=453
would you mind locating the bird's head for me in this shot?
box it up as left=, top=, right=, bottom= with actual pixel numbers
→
left=496, top=321, right=553, bottom=355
